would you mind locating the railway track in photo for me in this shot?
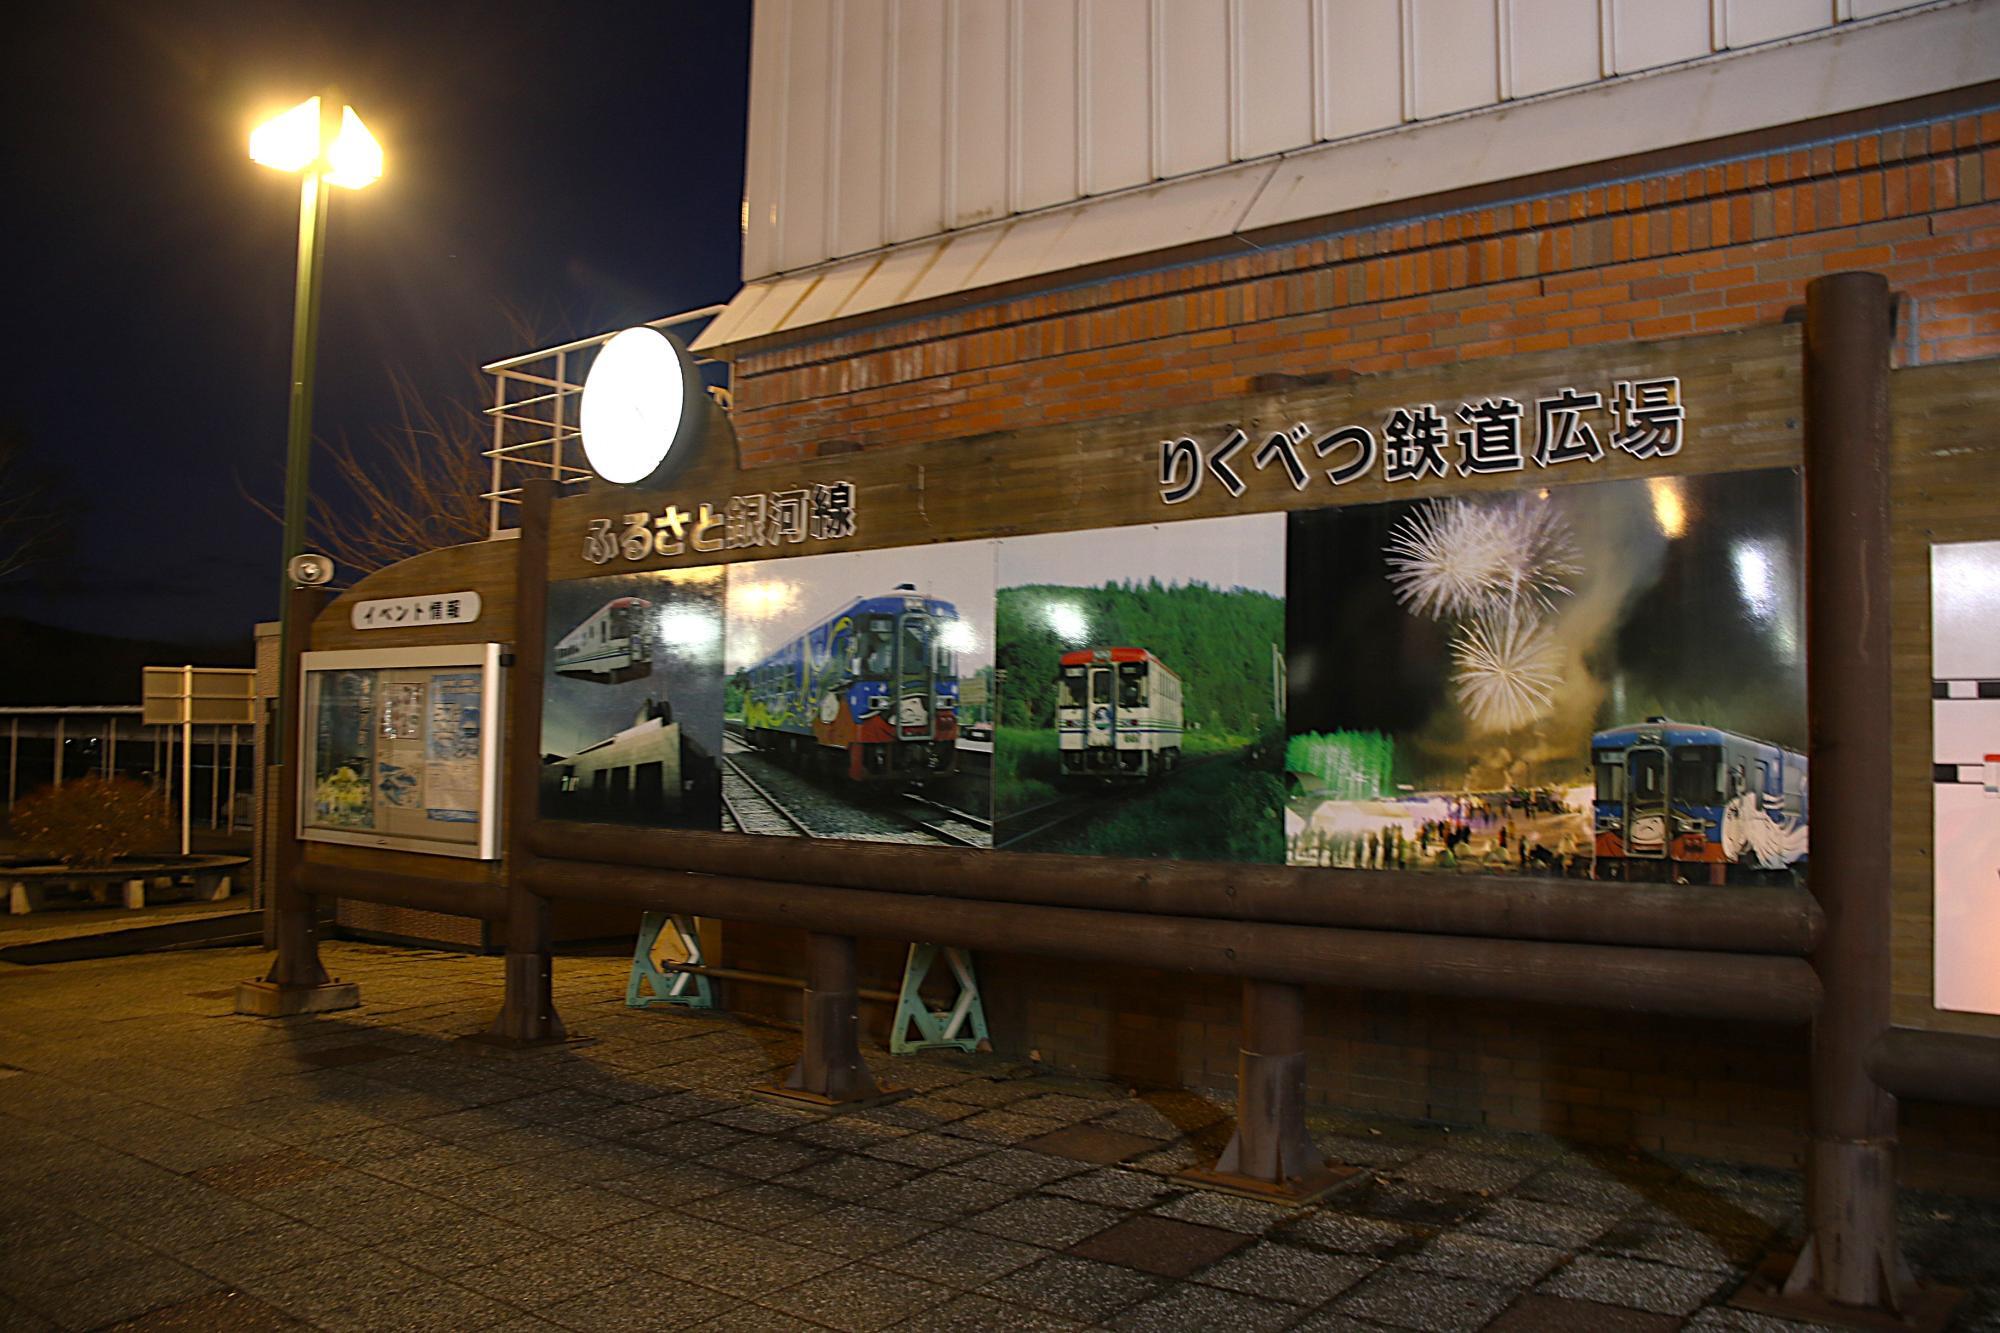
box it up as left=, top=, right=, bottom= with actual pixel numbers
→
left=720, top=736, right=993, bottom=848
left=889, top=792, right=991, bottom=848
left=993, top=750, right=1246, bottom=852
left=993, top=791, right=1108, bottom=851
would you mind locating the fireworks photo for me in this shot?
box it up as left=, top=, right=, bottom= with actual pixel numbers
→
left=1284, top=468, right=1807, bottom=885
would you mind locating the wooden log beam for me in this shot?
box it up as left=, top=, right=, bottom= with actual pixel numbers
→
left=297, top=863, right=507, bottom=922
left=526, top=821, right=1821, bottom=956
left=1867, top=1029, right=2000, bottom=1110
left=519, top=857, right=1821, bottom=1024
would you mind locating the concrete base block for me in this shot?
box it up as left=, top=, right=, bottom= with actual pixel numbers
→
left=233, top=979, right=360, bottom=1017
left=124, top=879, right=145, bottom=910
left=1731, top=1251, right=1964, bottom=1332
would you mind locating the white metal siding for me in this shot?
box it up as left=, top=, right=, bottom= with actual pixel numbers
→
left=1016, top=0, right=1082, bottom=211
left=832, top=0, right=890, bottom=259
left=950, top=0, right=1014, bottom=229
left=1085, top=0, right=1154, bottom=193
left=1235, top=0, right=1314, bottom=159
left=889, top=0, right=949, bottom=245
left=725, top=0, right=1983, bottom=299
left=1507, top=0, right=1604, bottom=98
left=1412, top=0, right=1503, bottom=118
left=1156, top=0, right=1232, bottom=179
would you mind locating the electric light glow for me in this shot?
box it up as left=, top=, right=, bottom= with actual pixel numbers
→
left=325, top=106, right=383, bottom=188
left=249, top=97, right=383, bottom=189
left=249, top=97, right=323, bottom=173
left=580, top=327, right=691, bottom=485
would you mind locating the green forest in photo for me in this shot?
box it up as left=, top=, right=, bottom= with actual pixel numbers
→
left=993, top=580, right=1286, bottom=862
left=995, top=581, right=1283, bottom=732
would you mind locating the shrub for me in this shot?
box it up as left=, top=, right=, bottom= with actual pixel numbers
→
left=10, top=776, right=173, bottom=866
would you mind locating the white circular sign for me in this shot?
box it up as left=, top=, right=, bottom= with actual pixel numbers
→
left=579, top=327, right=690, bottom=485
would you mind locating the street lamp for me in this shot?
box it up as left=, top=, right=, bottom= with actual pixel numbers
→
left=249, top=95, right=381, bottom=768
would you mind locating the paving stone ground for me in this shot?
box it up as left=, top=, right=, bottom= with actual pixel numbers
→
left=0, top=940, right=1995, bottom=1332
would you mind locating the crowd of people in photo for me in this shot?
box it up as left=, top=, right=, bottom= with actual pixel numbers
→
left=1287, top=788, right=1592, bottom=877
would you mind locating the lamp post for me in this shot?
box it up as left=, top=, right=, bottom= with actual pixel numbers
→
left=250, top=95, right=382, bottom=768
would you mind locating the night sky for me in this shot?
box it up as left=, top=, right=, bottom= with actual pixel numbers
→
left=2, top=3, right=751, bottom=644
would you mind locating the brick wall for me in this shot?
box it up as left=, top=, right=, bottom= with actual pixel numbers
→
left=705, top=96, right=2000, bottom=1195
left=725, top=105, right=2000, bottom=467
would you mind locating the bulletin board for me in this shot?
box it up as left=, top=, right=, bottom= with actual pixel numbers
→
left=298, top=643, right=504, bottom=860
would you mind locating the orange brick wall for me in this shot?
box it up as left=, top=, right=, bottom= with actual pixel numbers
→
left=707, top=97, right=2000, bottom=1193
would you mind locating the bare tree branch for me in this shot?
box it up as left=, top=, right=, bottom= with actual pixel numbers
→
left=240, top=366, right=498, bottom=580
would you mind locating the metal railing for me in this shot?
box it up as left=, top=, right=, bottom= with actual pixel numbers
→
left=1, top=706, right=252, bottom=832
left=479, top=306, right=730, bottom=538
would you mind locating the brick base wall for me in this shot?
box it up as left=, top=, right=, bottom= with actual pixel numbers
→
left=714, top=925, right=2000, bottom=1197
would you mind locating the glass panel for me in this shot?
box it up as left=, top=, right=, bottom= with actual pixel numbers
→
left=1118, top=663, right=1147, bottom=707
left=1091, top=669, right=1112, bottom=704
left=899, top=617, right=930, bottom=686
left=862, top=615, right=895, bottom=675
left=1059, top=670, right=1086, bottom=707
left=1671, top=744, right=1723, bottom=806
left=1593, top=749, right=1625, bottom=801
left=1628, top=749, right=1666, bottom=804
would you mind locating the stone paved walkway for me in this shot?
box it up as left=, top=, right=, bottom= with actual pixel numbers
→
left=0, top=942, right=1994, bottom=1332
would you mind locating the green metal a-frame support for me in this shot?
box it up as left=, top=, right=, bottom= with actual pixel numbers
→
left=625, top=913, right=715, bottom=1010
left=889, top=944, right=989, bottom=1055
left=625, top=917, right=987, bottom=1053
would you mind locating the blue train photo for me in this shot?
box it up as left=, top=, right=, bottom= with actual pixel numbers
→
left=1591, top=716, right=1808, bottom=883
left=739, top=585, right=966, bottom=783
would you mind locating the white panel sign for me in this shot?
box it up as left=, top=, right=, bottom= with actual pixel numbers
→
left=1932, top=540, right=2000, bottom=1017
left=351, top=591, right=482, bottom=631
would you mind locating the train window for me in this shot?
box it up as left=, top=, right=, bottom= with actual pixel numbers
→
left=1060, top=670, right=1086, bottom=707
left=1757, top=759, right=1777, bottom=796
left=899, top=618, right=929, bottom=684
left=1670, top=745, right=1723, bottom=806
left=1593, top=749, right=1625, bottom=800
left=861, top=616, right=895, bottom=675
left=1092, top=670, right=1112, bottom=704
left=1629, top=750, right=1665, bottom=802
left=1118, top=663, right=1148, bottom=707
left=933, top=633, right=956, bottom=679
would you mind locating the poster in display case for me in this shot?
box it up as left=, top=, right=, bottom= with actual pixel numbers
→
left=299, top=644, right=503, bottom=859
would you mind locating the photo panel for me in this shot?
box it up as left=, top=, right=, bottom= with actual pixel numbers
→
left=540, top=566, right=726, bottom=828
left=1284, top=468, right=1806, bottom=886
left=1931, top=538, right=2000, bottom=1016
left=993, top=512, right=1287, bottom=862
left=723, top=540, right=997, bottom=846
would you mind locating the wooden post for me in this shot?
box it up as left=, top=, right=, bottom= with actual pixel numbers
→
left=1790, top=272, right=1902, bottom=1311
left=236, top=585, right=355, bottom=1016
left=1730, top=272, right=1959, bottom=1330
left=483, top=478, right=567, bottom=1045
left=1181, top=980, right=1351, bottom=1202
left=755, top=932, right=902, bottom=1108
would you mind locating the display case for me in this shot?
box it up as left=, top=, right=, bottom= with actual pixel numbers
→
left=298, top=644, right=504, bottom=860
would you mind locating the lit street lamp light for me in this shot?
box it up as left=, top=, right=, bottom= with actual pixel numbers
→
left=250, top=95, right=381, bottom=768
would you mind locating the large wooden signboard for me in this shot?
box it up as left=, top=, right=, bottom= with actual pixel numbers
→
left=536, top=326, right=1811, bottom=883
